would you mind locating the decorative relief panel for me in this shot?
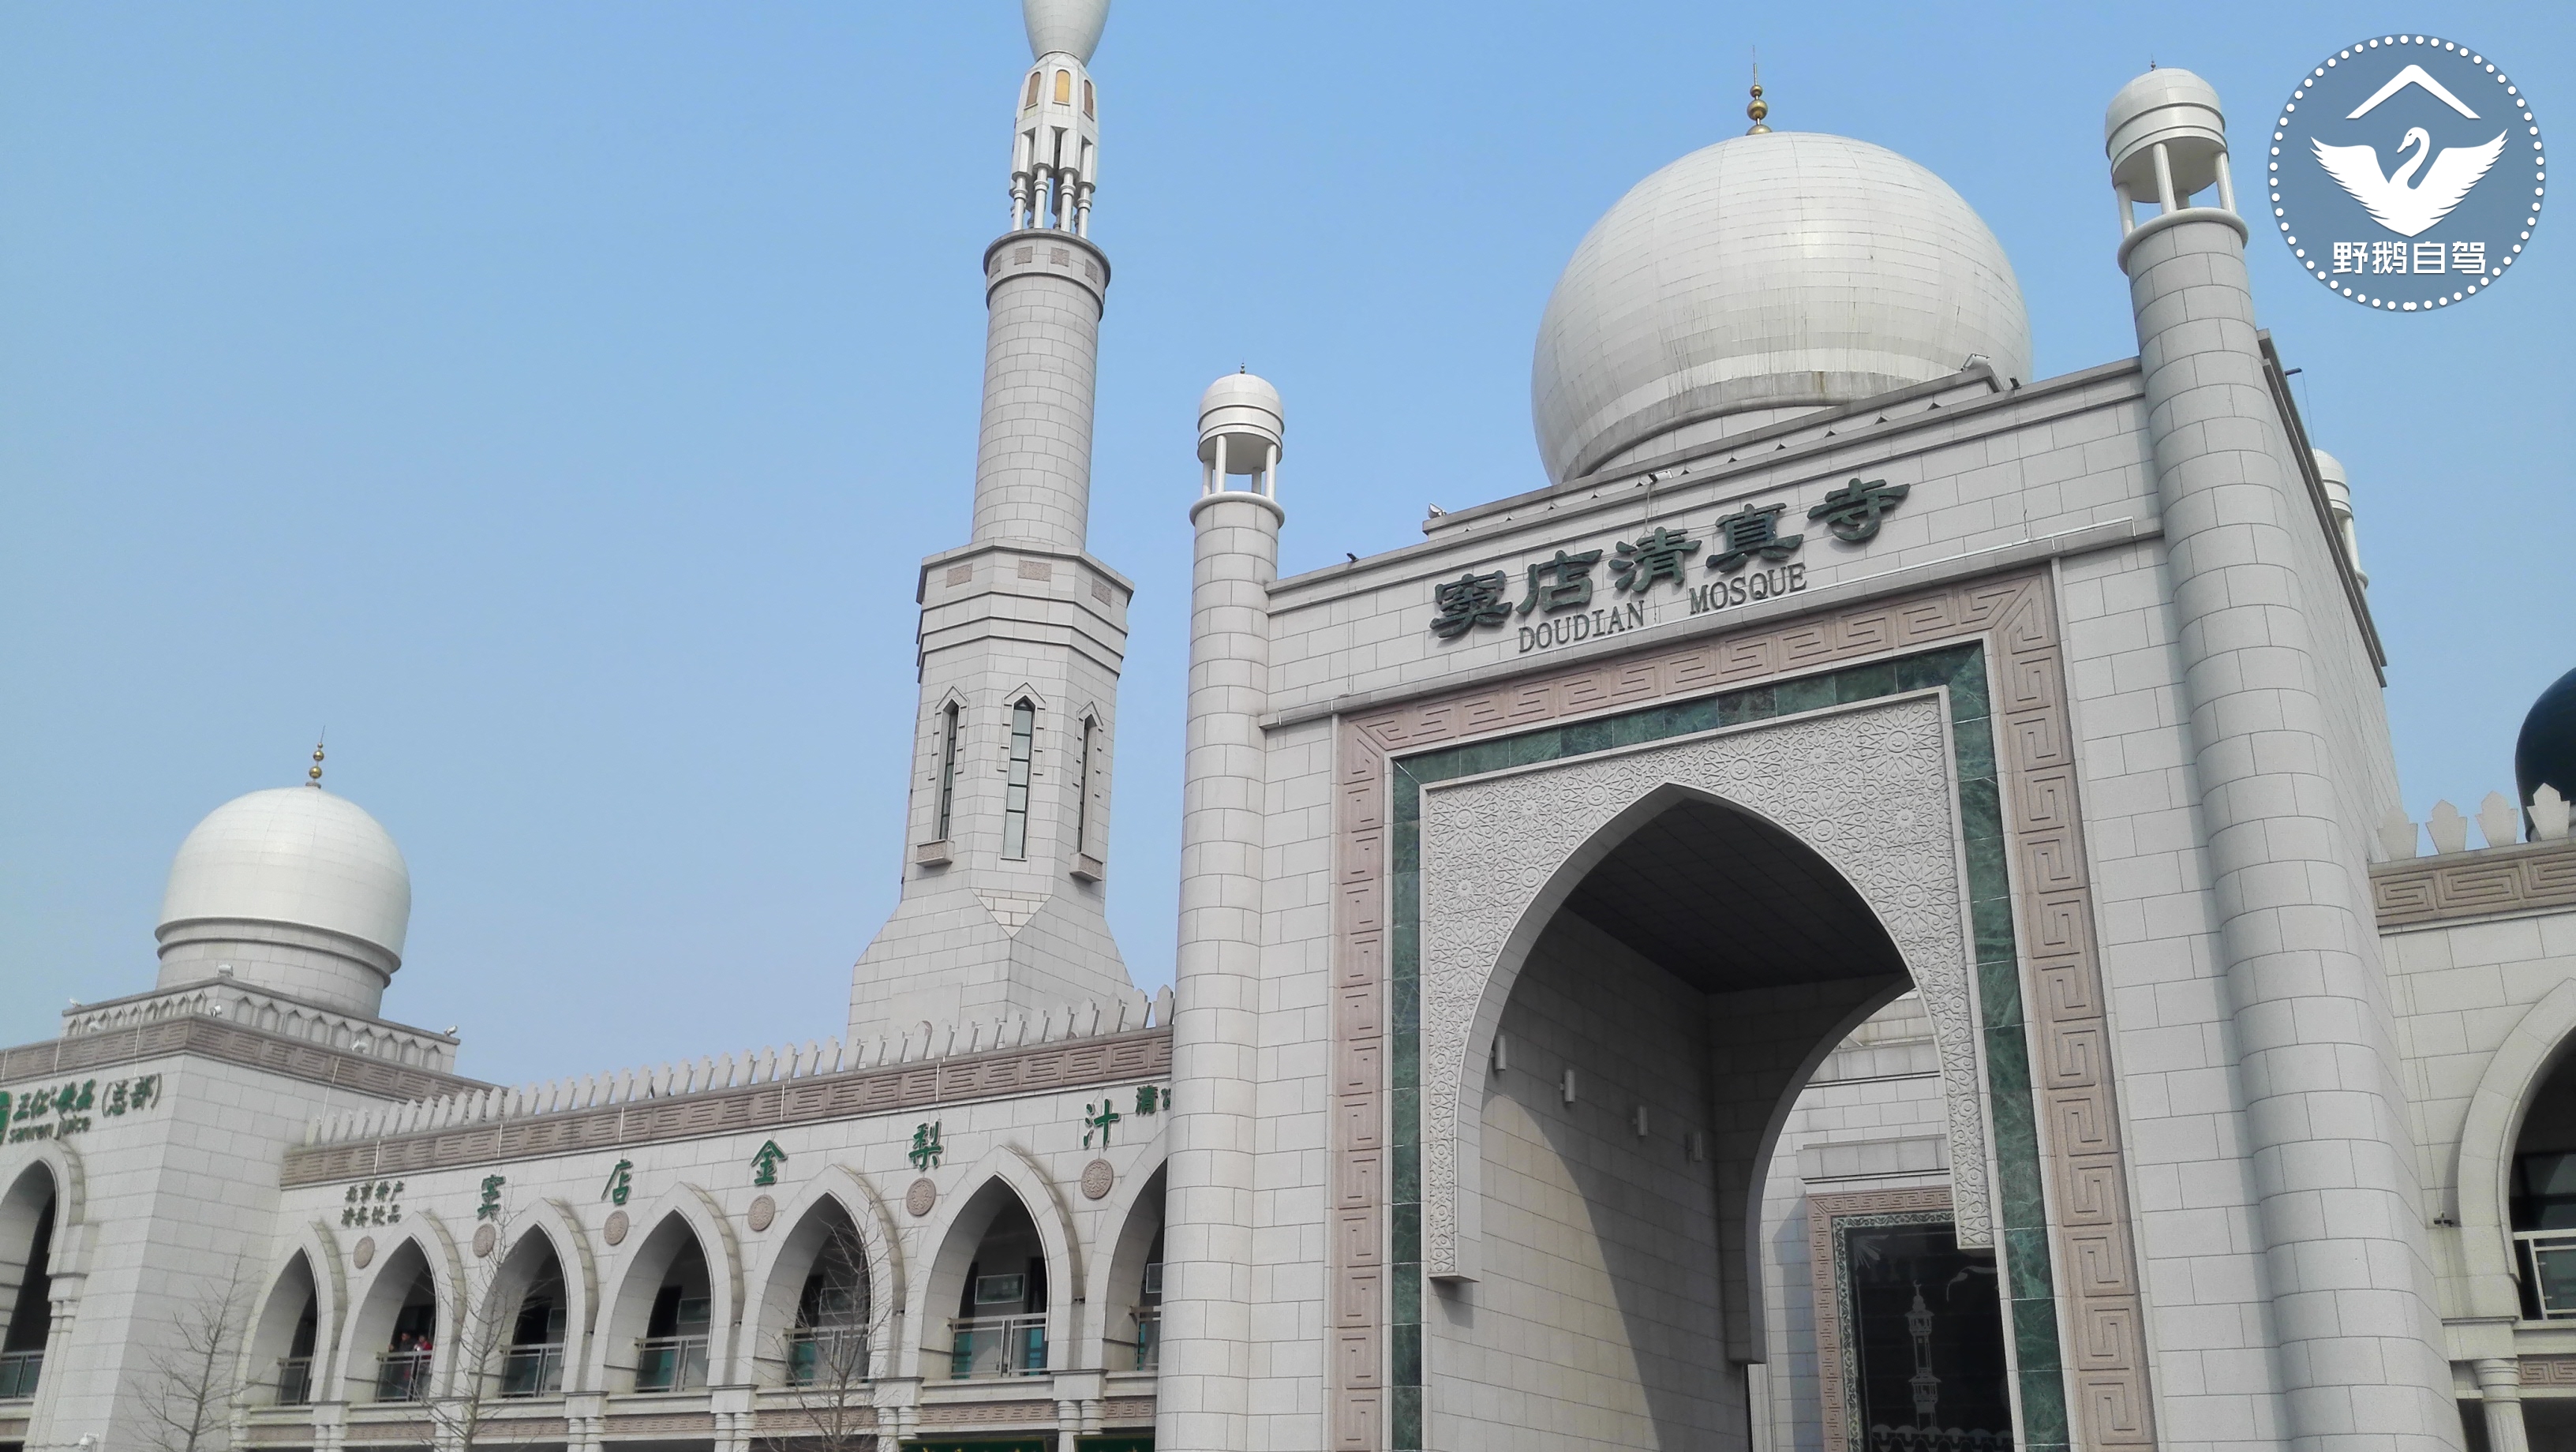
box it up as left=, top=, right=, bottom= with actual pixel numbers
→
left=1328, top=571, right=2153, bottom=1452
left=1415, top=694, right=1988, bottom=1271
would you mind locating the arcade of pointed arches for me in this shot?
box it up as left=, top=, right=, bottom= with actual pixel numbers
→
left=210, top=1156, right=1164, bottom=1407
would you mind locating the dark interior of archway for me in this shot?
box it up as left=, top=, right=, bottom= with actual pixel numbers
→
left=1561, top=798, right=1904, bottom=991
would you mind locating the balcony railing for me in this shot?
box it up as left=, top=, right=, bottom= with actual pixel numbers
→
left=787, top=1326, right=868, bottom=1387
left=0, top=1349, right=40, bottom=1398
left=634, top=1334, right=710, bottom=1393
left=275, top=1355, right=314, bottom=1406
left=2518, top=1229, right=2576, bottom=1318
left=948, top=1314, right=1046, bottom=1379
left=376, top=1349, right=434, bottom=1402
left=500, top=1342, right=566, bottom=1398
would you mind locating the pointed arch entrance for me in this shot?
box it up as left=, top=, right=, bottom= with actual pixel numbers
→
left=1328, top=580, right=2155, bottom=1452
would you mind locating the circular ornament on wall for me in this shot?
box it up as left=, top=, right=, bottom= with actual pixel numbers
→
left=905, top=1177, right=938, bottom=1217
left=352, top=1236, right=376, bottom=1269
left=605, top=1209, right=630, bottom=1246
left=747, top=1195, right=777, bottom=1232
left=1080, top=1158, right=1115, bottom=1200
left=473, top=1223, right=498, bottom=1259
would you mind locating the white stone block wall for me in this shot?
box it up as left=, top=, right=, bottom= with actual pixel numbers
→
left=1755, top=997, right=1954, bottom=1452
left=1429, top=913, right=1733, bottom=1452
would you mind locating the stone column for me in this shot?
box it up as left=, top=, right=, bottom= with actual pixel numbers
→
left=2109, top=68, right=2460, bottom=1452
left=2473, top=1360, right=2532, bottom=1452
left=1157, top=436, right=1284, bottom=1452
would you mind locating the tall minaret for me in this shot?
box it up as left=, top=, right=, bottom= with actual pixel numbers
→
left=848, top=0, right=1135, bottom=1038
left=2108, top=69, right=2461, bottom=1452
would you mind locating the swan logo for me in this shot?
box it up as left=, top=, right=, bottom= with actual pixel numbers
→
left=2270, top=36, right=2546, bottom=311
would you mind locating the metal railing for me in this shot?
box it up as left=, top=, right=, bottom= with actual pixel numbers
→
left=275, top=1355, right=314, bottom=1405
left=787, top=1326, right=868, bottom=1387
left=2518, top=1229, right=2576, bottom=1318
left=948, top=1314, right=1046, bottom=1379
left=0, top=1349, right=39, bottom=1398
left=500, top=1342, right=566, bottom=1398
left=375, top=1349, right=434, bottom=1402
left=634, top=1334, right=710, bottom=1393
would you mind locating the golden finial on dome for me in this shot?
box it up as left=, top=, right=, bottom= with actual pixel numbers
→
left=1746, top=59, right=1771, bottom=135
left=308, top=737, right=325, bottom=788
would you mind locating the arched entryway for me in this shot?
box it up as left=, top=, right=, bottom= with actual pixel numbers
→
left=753, top=1196, right=874, bottom=1390
left=925, top=1181, right=1053, bottom=1381
left=343, top=1241, right=440, bottom=1403
left=1100, top=1165, right=1165, bottom=1372
left=482, top=1231, right=571, bottom=1398
left=246, top=1252, right=323, bottom=1405
left=604, top=1214, right=715, bottom=1393
left=0, top=1164, right=58, bottom=1398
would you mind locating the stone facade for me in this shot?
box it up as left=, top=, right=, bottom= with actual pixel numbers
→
left=9, top=22, right=2576, bottom=1452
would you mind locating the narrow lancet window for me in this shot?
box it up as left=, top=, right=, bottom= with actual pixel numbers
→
left=1002, top=700, right=1036, bottom=859
left=935, top=703, right=962, bottom=841
left=1074, top=717, right=1096, bottom=854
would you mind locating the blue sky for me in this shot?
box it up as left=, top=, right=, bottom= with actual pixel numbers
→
left=3, top=2, right=2568, bottom=1085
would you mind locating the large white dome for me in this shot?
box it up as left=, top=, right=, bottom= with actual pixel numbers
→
left=156, top=785, right=412, bottom=1015
left=1531, top=131, right=2033, bottom=485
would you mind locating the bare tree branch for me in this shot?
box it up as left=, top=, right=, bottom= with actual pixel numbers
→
left=137, top=1258, right=255, bottom=1452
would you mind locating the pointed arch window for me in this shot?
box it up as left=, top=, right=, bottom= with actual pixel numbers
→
left=1002, top=700, right=1036, bottom=859
left=1074, top=717, right=1099, bottom=855
left=1024, top=70, right=1041, bottom=110
left=1053, top=69, right=1072, bottom=106
left=935, top=702, right=963, bottom=842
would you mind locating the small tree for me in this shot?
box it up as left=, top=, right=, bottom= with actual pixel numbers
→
left=755, top=1218, right=886, bottom=1452
left=419, top=1210, right=553, bottom=1452
left=137, top=1257, right=254, bottom=1452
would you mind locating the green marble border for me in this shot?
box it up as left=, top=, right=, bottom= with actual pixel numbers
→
left=1381, top=644, right=2065, bottom=1452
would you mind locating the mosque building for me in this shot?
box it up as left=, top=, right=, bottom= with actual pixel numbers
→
left=7, top=6, right=2576, bottom=1452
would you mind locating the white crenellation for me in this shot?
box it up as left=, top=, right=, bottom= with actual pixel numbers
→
left=58, top=978, right=459, bottom=1071
left=300, top=986, right=1171, bottom=1147
left=2375, top=786, right=2572, bottom=859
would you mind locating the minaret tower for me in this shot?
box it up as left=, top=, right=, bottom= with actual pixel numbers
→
left=848, top=0, right=1135, bottom=1037
left=2108, top=69, right=2461, bottom=1452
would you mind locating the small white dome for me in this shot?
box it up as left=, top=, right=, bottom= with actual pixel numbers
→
left=1024, top=0, right=1109, bottom=62
left=1531, top=131, right=2033, bottom=485
left=158, top=787, right=412, bottom=1010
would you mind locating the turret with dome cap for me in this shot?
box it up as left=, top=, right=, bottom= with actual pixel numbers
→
left=154, top=743, right=412, bottom=1019
left=1529, top=84, right=2032, bottom=485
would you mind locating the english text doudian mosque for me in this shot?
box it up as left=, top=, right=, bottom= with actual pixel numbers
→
left=6, top=7, right=2575, bottom=1452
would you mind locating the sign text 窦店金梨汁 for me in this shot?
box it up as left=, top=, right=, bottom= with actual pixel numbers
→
left=1429, top=479, right=1910, bottom=653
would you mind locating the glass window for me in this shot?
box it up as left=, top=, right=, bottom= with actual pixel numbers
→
left=1002, top=702, right=1035, bottom=859
left=935, top=703, right=962, bottom=842
left=1024, top=71, right=1040, bottom=110
left=1054, top=69, right=1071, bottom=106
left=1074, top=718, right=1095, bottom=853
left=1082, top=79, right=1095, bottom=118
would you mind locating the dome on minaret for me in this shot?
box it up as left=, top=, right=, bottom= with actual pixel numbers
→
left=155, top=782, right=413, bottom=1017
left=1024, top=0, right=1109, bottom=62
left=1531, top=129, right=2032, bottom=485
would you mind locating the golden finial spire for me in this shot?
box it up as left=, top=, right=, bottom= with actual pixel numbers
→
left=1746, top=56, right=1770, bottom=135
left=308, top=736, right=326, bottom=788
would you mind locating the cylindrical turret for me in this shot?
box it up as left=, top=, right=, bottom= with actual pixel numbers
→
left=2111, top=69, right=2460, bottom=1452
left=1160, top=373, right=1286, bottom=1452
left=1196, top=371, right=1283, bottom=498
left=2312, top=449, right=2368, bottom=587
